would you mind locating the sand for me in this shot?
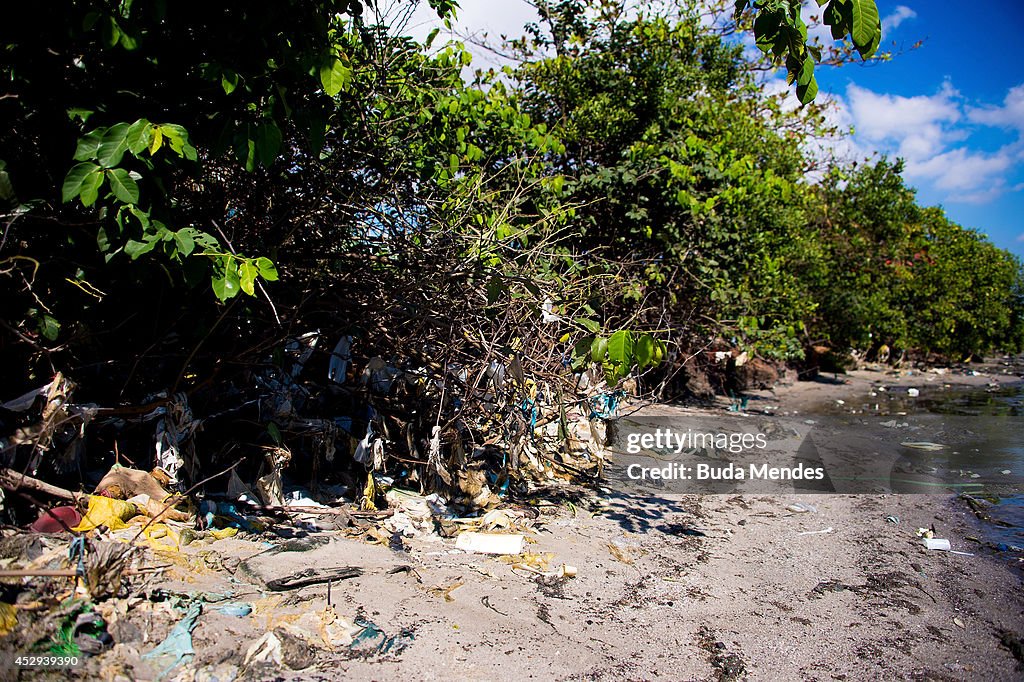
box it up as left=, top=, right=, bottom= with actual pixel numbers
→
left=34, top=363, right=1024, bottom=680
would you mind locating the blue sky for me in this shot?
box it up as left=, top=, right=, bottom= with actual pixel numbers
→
left=809, top=1, right=1024, bottom=257
left=404, top=1, right=1024, bottom=257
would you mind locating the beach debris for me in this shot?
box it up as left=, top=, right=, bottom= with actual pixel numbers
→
left=786, top=502, right=817, bottom=513
left=916, top=527, right=934, bottom=539
left=900, top=442, right=945, bottom=451
left=265, top=566, right=363, bottom=591
left=907, top=388, right=920, bottom=397
left=141, top=601, right=202, bottom=679
left=885, top=515, right=899, bottom=524
left=215, top=602, right=253, bottom=617
left=245, top=631, right=284, bottom=667
left=350, top=618, right=415, bottom=656
left=953, top=617, right=966, bottom=629
left=30, top=505, right=82, bottom=533
left=455, top=532, right=525, bottom=555
left=797, top=527, right=833, bottom=536
left=606, top=542, right=634, bottom=564
left=923, top=538, right=951, bottom=551
left=428, top=580, right=464, bottom=602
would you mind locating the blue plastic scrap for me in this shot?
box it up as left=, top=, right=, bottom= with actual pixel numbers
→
left=589, top=391, right=621, bottom=419
left=142, top=601, right=202, bottom=679
left=350, top=618, right=414, bottom=656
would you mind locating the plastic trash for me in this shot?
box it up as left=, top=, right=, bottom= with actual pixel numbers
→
left=907, top=388, right=920, bottom=397
left=901, top=442, right=945, bottom=451
left=786, top=502, right=817, bottom=513
left=142, top=601, right=202, bottom=679
left=923, top=538, right=951, bottom=550
left=244, top=631, right=283, bottom=666
left=327, top=335, right=352, bottom=384
left=30, top=506, right=82, bottom=533
left=215, top=603, right=252, bottom=617
left=455, top=532, right=526, bottom=555
left=884, top=515, right=899, bottom=524
left=72, top=495, right=137, bottom=532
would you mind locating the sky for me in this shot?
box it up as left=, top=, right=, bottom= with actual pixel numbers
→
left=402, top=1, right=1024, bottom=257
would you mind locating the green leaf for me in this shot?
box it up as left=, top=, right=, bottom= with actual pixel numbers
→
left=255, top=257, right=278, bottom=281
left=73, top=131, right=104, bottom=161
left=239, top=260, right=257, bottom=295
left=255, top=122, right=282, bottom=167
left=107, top=168, right=140, bottom=204
left=173, top=229, right=195, bottom=257
left=124, top=238, right=158, bottom=260
left=221, top=68, right=239, bottom=94
left=96, top=226, right=111, bottom=252
left=62, top=162, right=101, bottom=202
left=590, top=336, right=608, bottom=363
left=97, top=123, right=131, bottom=168
left=320, top=58, right=352, bottom=97
left=850, top=0, right=880, bottom=51
left=607, top=330, right=634, bottom=365
left=158, top=124, right=198, bottom=161
left=267, top=421, right=283, bottom=444
left=126, top=119, right=152, bottom=154
left=211, top=261, right=241, bottom=301
left=797, top=54, right=814, bottom=87
left=797, top=75, right=819, bottom=105
left=577, top=318, right=601, bottom=334
left=78, top=170, right=105, bottom=206
left=38, top=314, right=60, bottom=341
left=636, top=334, right=655, bottom=367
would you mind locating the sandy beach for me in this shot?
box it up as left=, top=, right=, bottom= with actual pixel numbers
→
left=4, top=358, right=1019, bottom=675
left=5, top=363, right=1023, bottom=681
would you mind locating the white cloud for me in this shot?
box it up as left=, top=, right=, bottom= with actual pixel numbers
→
left=836, top=81, right=1024, bottom=205
left=968, top=84, right=1024, bottom=132
left=881, top=6, right=917, bottom=36
left=846, top=81, right=961, bottom=161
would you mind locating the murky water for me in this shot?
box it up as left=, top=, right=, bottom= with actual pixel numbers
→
left=812, top=380, right=1024, bottom=550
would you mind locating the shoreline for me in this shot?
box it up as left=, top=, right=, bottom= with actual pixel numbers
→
left=7, top=364, right=1024, bottom=680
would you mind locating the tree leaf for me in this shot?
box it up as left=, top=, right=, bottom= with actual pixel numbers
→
left=636, top=334, right=655, bottom=367
left=73, top=131, right=104, bottom=161
left=320, top=58, right=352, bottom=97
left=124, top=238, right=158, bottom=260
left=797, top=74, right=819, bottom=105
left=107, top=168, right=140, bottom=204
left=577, top=318, right=601, bottom=333
left=211, top=261, right=241, bottom=301
left=239, top=260, right=257, bottom=295
left=78, top=170, right=105, bottom=206
left=126, top=119, right=152, bottom=154
left=590, top=336, right=608, bottom=363
left=174, top=229, right=195, bottom=257
left=255, top=257, right=279, bottom=281
left=38, top=314, right=60, bottom=341
left=607, top=330, right=634, bottom=365
left=850, top=0, right=880, bottom=50
left=62, top=162, right=101, bottom=202
left=97, top=123, right=131, bottom=168
left=255, top=122, right=282, bottom=167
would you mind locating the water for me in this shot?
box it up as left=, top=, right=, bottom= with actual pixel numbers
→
left=813, top=380, right=1024, bottom=549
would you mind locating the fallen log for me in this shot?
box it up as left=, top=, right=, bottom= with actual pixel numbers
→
left=0, top=467, right=82, bottom=502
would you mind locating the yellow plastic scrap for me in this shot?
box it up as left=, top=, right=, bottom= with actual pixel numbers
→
left=360, top=472, right=377, bottom=512
left=209, top=527, right=238, bottom=541
left=72, top=495, right=137, bottom=532
left=0, top=603, right=17, bottom=636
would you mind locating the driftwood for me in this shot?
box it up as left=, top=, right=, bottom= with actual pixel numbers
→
left=0, top=467, right=82, bottom=502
